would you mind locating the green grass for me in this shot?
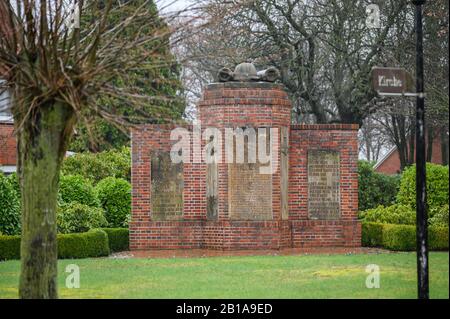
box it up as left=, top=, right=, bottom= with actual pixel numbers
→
left=0, top=252, right=448, bottom=299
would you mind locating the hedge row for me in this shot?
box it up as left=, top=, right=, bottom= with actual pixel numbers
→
left=58, top=229, right=110, bottom=259
left=0, top=228, right=129, bottom=261
left=101, top=228, right=129, bottom=252
left=362, top=222, right=449, bottom=251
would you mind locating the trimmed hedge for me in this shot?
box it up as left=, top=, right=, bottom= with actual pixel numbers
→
left=361, top=222, right=384, bottom=247
left=362, top=222, right=449, bottom=251
left=101, top=228, right=129, bottom=252
left=382, top=224, right=416, bottom=251
left=58, top=229, right=110, bottom=259
left=0, top=229, right=110, bottom=261
left=0, top=235, right=21, bottom=260
left=429, top=227, right=450, bottom=251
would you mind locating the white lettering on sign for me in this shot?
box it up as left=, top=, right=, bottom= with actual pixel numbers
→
left=378, top=75, right=403, bottom=88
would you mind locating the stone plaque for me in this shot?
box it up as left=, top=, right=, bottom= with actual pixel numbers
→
left=228, top=128, right=273, bottom=220
left=308, top=150, right=340, bottom=219
left=151, top=151, right=183, bottom=220
left=228, top=162, right=272, bottom=220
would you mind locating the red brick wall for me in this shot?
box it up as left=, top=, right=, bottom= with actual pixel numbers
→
left=0, top=123, right=16, bottom=166
left=288, top=125, right=361, bottom=247
left=130, top=83, right=361, bottom=250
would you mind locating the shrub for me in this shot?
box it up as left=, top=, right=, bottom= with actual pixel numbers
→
left=101, top=228, right=129, bottom=252
left=95, top=177, right=131, bottom=228
left=429, top=205, right=449, bottom=227
left=57, top=203, right=108, bottom=234
left=59, top=175, right=100, bottom=207
left=361, top=222, right=384, bottom=247
left=397, top=163, right=449, bottom=209
left=358, top=161, right=400, bottom=211
left=382, top=224, right=416, bottom=251
left=359, top=204, right=416, bottom=225
left=0, top=173, right=21, bottom=235
left=62, top=147, right=131, bottom=184
left=57, top=229, right=110, bottom=259
left=0, top=235, right=21, bottom=260
left=7, top=172, right=20, bottom=199
left=429, top=226, right=450, bottom=251
left=0, top=229, right=111, bottom=260
left=361, top=222, right=449, bottom=251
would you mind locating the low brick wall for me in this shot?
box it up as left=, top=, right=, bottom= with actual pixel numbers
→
left=129, top=220, right=361, bottom=250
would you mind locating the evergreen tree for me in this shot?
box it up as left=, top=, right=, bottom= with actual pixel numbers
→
left=71, top=0, right=185, bottom=152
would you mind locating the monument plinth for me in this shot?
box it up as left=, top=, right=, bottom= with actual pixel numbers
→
left=130, top=64, right=361, bottom=250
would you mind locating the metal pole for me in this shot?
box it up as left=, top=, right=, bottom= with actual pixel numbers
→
left=412, top=0, right=429, bottom=299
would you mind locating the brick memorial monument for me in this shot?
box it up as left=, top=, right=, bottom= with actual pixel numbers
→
left=130, top=63, right=361, bottom=250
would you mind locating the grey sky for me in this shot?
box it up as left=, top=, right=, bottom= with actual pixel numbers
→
left=157, top=0, right=193, bottom=13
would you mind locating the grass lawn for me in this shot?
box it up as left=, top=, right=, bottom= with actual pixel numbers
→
left=0, top=252, right=448, bottom=299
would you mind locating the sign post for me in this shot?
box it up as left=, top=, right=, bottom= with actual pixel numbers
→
left=412, top=0, right=429, bottom=300
left=371, top=0, right=429, bottom=300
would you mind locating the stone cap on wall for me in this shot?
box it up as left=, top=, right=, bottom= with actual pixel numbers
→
left=290, top=124, right=359, bottom=130
left=207, top=82, right=286, bottom=90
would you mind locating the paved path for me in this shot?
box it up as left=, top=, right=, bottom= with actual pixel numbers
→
left=110, top=247, right=389, bottom=259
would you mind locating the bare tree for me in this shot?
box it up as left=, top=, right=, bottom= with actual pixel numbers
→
left=0, top=0, right=207, bottom=298
left=179, top=0, right=409, bottom=125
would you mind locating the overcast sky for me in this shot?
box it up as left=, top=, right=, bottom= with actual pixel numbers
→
left=157, top=0, right=193, bottom=13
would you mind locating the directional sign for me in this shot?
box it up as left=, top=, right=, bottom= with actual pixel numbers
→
left=371, top=67, right=414, bottom=95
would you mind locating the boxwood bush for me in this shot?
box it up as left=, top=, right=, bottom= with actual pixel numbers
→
left=95, top=177, right=131, bottom=228
left=59, top=175, right=100, bottom=207
left=101, top=228, right=129, bottom=252
left=0, top=229, right=110, bottom=260
left=397, top=163, right=449, bottom=209
left=0, top=234, right=21, bottom=260
left=0, top=173, right=21, bottom=235
left=429, top=226, right=450, bottom=250
left=58, top=229, right=110, bottom=259
left=362, top=222, right=449, bottom=251
left=382, top=224, right=417, bottom=251
left=361, top=222, right=384, bottom=247
left=57, top=203, right=108, bottom=234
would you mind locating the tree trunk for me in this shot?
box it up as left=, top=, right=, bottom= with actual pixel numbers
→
left=441, top=126, right=449, bottom=166
left=426, top=125, right=434, bottom=162
left=17, top=101, right=74, bottom=299
left=409, top=124, right=415, bottom=166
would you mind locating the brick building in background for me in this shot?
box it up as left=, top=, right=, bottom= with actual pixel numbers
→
left=374, top=130, right=448, bottom=175
left=0, top=87, right=16, bottom=175
left=130, top=64, right=361, bottom=250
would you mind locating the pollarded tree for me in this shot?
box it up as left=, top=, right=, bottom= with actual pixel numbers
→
left=0, top=0, right=204, bottom=299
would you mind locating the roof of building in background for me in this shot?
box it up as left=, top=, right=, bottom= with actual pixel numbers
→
left=373, top=146, right=397, bottom=170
